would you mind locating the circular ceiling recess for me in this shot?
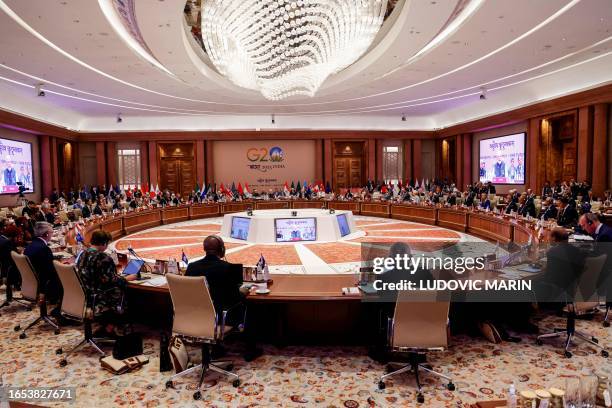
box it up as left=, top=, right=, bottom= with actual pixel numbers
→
left=184, top=0, right=397, bottom=100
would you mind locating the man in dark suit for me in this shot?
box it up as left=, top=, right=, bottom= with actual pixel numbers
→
left=579, top=213, right=612, bottom=242
left=494, top=158, right=505, bottom=178
left=24, top=222, right=63, bottom=316
left=81, top=200, right=92, bottom=218
left=0, top=223, right=20, bottom=289
left=185, top=235, right=261, bottom=361
left=556, top=197, right=578, bottom=227
left=540, top=198, right=558, bottom=220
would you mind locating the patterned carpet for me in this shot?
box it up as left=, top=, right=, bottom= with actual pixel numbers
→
left=0, top=302, right=609, bottom=407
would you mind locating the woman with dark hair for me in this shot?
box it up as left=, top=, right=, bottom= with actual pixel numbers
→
left=77, top=230, right=136, bottom=336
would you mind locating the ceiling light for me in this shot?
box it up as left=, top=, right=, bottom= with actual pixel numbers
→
left=479, top=87, right=487, bottom=100
left=116, top=113, right=123, bottom=123
left=401, top=114, right=406, bottom=121
left=271, top=114, right=275, bottom=125
left=201, top=0, right=388, bottom=100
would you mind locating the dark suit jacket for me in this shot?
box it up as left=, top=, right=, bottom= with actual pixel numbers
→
left=0, top=235, right=18, bottom=284
left=595, top=223, right=612, bottom=242
left=541, top=205, right=558, bottom=220
left=24, top=237, right=61, bottom=300
left=81, top=205, right=92, bottom=218
left=185, top=255, right=243, bottom=312
left=539, top=243, right=584, bottom=301
left=557, top=206, right=578, bottom=227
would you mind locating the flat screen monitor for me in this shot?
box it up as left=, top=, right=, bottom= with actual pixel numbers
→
left=275, top=218, right=317, bottom=242
left=230, top=216, right=251, bottom=240
left=122, top=259, right=144, bottom=276
left=337, top=213, right=351, bottom=237
left=478, top=132, right=526, bottom=185
left=0, top=137, right=34, bottom=194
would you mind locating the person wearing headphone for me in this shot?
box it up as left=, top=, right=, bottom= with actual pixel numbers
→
left=579, top=213, right=612, bottom=242
left=185, top=235, right=262, bottom=361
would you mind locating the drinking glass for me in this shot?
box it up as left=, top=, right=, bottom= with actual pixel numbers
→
left=580, top=375, right=598, bottom=408
left=565, top=377, right=580, bottom=408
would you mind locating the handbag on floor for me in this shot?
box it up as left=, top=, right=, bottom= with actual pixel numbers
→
left=168, top=336, right=190, bottom=373
left=100, top=355, right=149, bottom=375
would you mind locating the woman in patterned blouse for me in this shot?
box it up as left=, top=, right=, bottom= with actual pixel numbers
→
left=77, top=230, right=137, bottom=336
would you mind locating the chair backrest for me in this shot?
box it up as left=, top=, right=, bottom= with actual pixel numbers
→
left=53, top=261, right=86, bottom=320
left=392, top=290, right=450, bottom=350
left=11, top=251, right=38, bottom=301
left=13, top=206, right=24, bottom=217
left=576, top=254, right=607, bottom=302
left=166, top=274, right=217, bottom=340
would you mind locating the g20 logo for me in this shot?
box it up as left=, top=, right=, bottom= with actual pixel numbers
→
left=247, top=146, right=284, bottom=162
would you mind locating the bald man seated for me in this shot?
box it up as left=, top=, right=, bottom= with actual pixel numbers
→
left=185, top=236, right=262, bottom=361
left=185, top=235, right=244, bottom=312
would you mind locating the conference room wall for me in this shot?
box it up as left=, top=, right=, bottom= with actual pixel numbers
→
left=608, top=105, right=612, bottom=191
left=420, top=139, right=436, bottom=181
left=0, top=127, right=40, bottom=207
left=471, top=122, right=528, bottom=195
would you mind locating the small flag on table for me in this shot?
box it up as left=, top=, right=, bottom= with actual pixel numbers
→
left=181, top=249, right=189, bottom=265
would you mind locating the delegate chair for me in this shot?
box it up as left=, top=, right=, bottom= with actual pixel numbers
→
left=11, top=251, right=60, bottom=338
left=377, top=291, right=455, bottom=404
left=53, top=261, right=114, bottom=366
left=0, top=254, right=31, bottom=316
left=536, top=254, right=609, bottom=358
left=164, top=274, right=242, bottom=401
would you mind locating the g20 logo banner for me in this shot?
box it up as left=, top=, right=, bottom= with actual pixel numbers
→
left=247, top=146, right=286, bottom=173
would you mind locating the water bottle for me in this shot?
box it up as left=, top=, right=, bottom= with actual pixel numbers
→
left=507, top=383, right=517, bottom=408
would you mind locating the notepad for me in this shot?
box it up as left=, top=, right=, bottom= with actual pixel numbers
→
left=142, top=276, right=167, bottom=287
left=342, top=287, right=360, bottom=295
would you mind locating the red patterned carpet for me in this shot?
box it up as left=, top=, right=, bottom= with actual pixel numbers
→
left=110, top=216, right=465, bottom=271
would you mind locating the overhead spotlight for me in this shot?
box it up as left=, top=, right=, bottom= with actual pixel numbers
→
left=116, top=113, right=123, bottom=123
left=479, top=87, right=487, bottom=100
left=271, top=114, right=275, bottom=125
left=35, top=83, right=45, bottom=97
left=401, top=114, right=406, bottom=122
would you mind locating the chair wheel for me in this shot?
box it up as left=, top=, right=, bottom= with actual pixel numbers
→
left=592, top=337, right=599, bottom=343
left=447, top=382, right=455, bottom=391
left=604, top=321, right=610, bottom=328
left=19, top=333, right=26, bottom=339
left=602, top=350, right=609, bottom=358
left=165, top=381, right=173, bottom=389
left=536, top=339, right=543, bottom=346
left=59, top=359, right=67, bottom=367
left=417, top=393, right=425, bottom=403
left=378, top=381, right=385, bottom=390
left=54, top=329, right=60, bottom=335
left=232, top=379, right=240, bottom=387
left=193, top=391, right=201, bottom=400
left=14, top=325, right=20, bottom=331
left=564, top=351, right=573, bottom=358
left=55, top=348, right=62, bottom=355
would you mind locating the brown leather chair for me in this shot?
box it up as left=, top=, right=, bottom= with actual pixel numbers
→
left=377, top=291, right=454, bottom=404
left=53, top=261, right=113, bottom=366
left=536, top=254, right=609, bottom=358
left=11, top=251, right=60, bottom=338
left=164, top=274, right=242, bottom=401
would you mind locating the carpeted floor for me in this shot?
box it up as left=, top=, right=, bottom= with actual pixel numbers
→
left=0, top=300, right=609, bottom=407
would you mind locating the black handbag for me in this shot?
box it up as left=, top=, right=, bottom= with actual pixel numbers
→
left=112, top=333, right=143, bottom=360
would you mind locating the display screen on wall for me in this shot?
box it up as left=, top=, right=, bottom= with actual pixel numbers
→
left=478, top=133, right=526, bottom=185
left=0, top=137, right=34, bottom=194
left=230, top=216, right=251, bottom=240
left=212, top=140, right=316, bottom=191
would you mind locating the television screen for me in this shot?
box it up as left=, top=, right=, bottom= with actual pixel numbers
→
left=337, top=213, right=351, bottom=237
left=230, top=216, right=251, bottom=240
left=478, top=133, right=526, bottom=185
left=0, top=137, right=34, bottom=194
left=275, top=218, right=317, bottom=242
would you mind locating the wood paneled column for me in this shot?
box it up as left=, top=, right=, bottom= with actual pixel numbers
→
left=577, top=106, right=593, bottom=182
left=455, top=135, right=463, bottom=190
left=462, top=133, right=472, bottom=189
left=140, top=141, right=149, bottom=187
left=375, top=139, right=383, bottom=181
left=367, top=139, right=376, bottom=181
left=196, top=140, right=205, bottom=186
left=105, top=142, right=117, bottom=187
left=315, top=139, right=323, bottom=182
left=205, top=140, right=214, bottom=185
left=527, top=118, right=540, bottom=191
left=403, top=139, right=412, bottom=182
left=412, top=139, right=422, bottom=181
left=148, top=141, right=158, bottom=188
left=40, top=135, right=53, bottom=197
left=323, top=138, right=332, bottom=185
left=95, top=142, right=106, bottom=188
left=592, top=103, right=608, bottom=197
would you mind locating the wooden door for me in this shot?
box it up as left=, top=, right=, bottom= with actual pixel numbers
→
left=349, top=159, right=362, bottom=187
left=160, top=158, right=195, bottom=196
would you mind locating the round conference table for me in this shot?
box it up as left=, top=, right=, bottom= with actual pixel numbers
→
left=64, top=200, right=542, bottom=344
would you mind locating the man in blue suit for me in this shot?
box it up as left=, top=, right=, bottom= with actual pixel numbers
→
left=579, top=213, right=612, bottom=242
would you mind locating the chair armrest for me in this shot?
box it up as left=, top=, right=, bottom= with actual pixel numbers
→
left=386, top=316, right=394, bottom=348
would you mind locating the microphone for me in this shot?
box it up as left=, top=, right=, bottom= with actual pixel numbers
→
left=127, top=245, right=150, bottom=274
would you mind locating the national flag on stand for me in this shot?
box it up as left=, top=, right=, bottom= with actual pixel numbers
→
left=244, top=183, right=251, bottom=197
left=255, top=253, right=269, bottom=280
left=237, top=182, right=244, bottom=196
left=325, top=181, right=332, bottom=194
left=195, top=183, right=200, bottom=194
left=181, top=249, right=189, bottom=265
left=283, top=182, right=289, bottom=194
left=296, top=180, right=302, bottom=192
left=231, top=182, right=237, bottom=195
left=290, top=181, right=295, bottom=190
left=74, top=224, right=84, bottom=244
left=414, top=179, right=419, bottom=189
left=201, top=184, right=210, bottom=199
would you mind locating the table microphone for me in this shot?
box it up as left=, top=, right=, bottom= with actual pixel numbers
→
left=127, top=245, right=151, bottom=274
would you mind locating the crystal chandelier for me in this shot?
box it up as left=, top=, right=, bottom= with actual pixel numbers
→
left=201, top=0, right=387, bottom=100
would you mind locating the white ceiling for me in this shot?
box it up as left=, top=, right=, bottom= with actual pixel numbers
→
left=0, top=0, right=610, bottom=132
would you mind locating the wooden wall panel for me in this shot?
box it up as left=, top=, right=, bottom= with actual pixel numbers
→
left=592, top=103, right=609, bottom=196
